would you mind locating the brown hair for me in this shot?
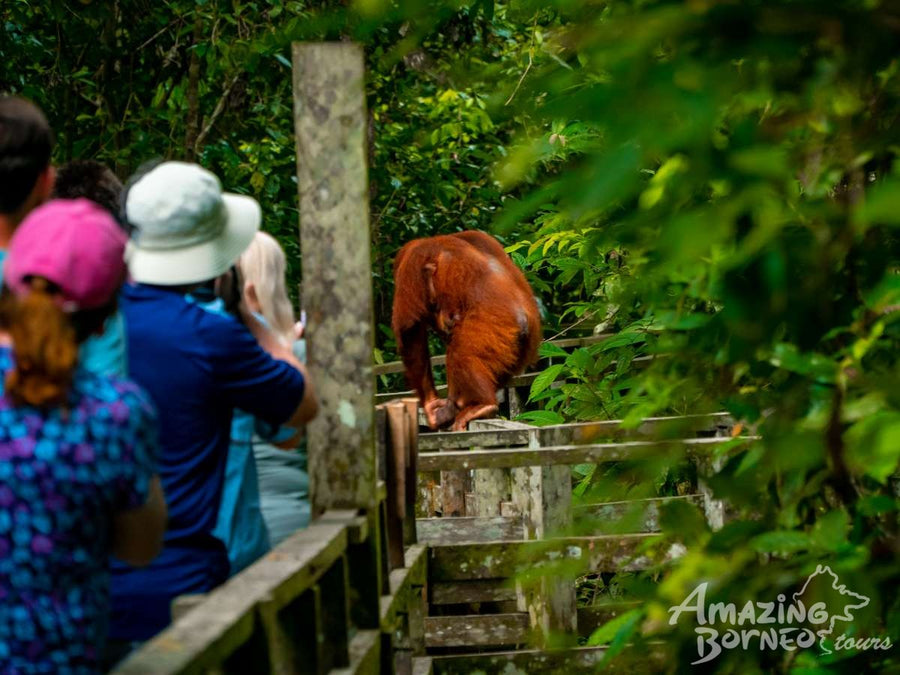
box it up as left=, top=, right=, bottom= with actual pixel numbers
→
left=0, top=278, right=113, bottom=408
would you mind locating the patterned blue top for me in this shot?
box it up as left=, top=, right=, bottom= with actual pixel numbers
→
left=0, top=345, right=157, bottom=673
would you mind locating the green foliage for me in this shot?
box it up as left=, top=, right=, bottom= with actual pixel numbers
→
left=4, top=0, right=899, bottom=670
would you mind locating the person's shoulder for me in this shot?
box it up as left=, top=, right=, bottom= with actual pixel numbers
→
left=74, top=370, right=157, bottom=422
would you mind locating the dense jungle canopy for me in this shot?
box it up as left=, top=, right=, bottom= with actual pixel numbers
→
left=2, top=0, right=899, bottom=670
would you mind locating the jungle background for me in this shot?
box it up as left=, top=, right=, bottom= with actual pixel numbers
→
left=2, top=0, right=899, bottom=671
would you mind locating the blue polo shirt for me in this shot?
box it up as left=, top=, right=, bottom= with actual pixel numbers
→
left=110, top=283, right=305, bottom=641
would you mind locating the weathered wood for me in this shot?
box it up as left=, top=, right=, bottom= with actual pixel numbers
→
left=429, top=535, right=664, bottom=581
left=412, top=657, right=433, bottom=675
left=331, top=630, right=381, bottom=675
left=418, top=436, right=754, bottom=472
left=260, top=585, right=324, bottom=675
left=511, top=430, right=577, bottom=644
left=430, top=580, right=516, bottom=605
left=416, top=516, right=524, bottom=545
left=574, top=494, right=705, bottom=534
left=380, top=545, right=428, bottom=632
left=317, top=509, right=369, bottom=543
left=114, top=519, right=350, bottom=674
left=402, top=398, right=420, bottom=545
left=385, top=401, right=409, bottom=569
left=416, top=472, right=440, bottom=518
left=294, top=42, right=376, bottom=514
left=464, top=491, right=477, bottom=515
left=424, top=614, right=530, bottom=648
left=171, top=594, right=207, bottom=623
left=349, top=509, right=383, bottom=629
left=440, top=466, right=467, bottom=518
left=372, top=335, right=610, bottom=376
left=375, top=405, right=388, bottom=483
left=428, top=646, right=666, bottom=674
left=468, top=419, right=530, bottom=431
left=419, top=413, right=734, bottom=451
left=319, top=554, right=351, bottom=669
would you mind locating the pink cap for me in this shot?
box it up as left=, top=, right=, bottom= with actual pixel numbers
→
left=4, top=198, right=127, bottom=311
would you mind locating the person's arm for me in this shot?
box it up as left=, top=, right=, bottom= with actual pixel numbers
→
left=113, top=476, right=167, bottom=567
left=240, top=308, right=318, bottom=427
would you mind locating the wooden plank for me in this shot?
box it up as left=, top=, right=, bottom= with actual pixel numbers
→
left=424, top=614, right=530, bottom=648
left=469, top=418, right=534, bottom=431
left=574, top=494, right=705, bottom=534
left=412, top=657, right=433, bottom=675
left=402, top=398, right=420, bottom=545
left=171, top=594, right=206, bottom=623
left=416, top=516, right=524, bottom=545
left=294, top=41, right=377, bottom=513
left=429, top=646, right=666, bottom=674
left=114, top=519, right=350, bottom=674
left=419, top=428, right=530, bottom=451
left=380, top=545, right=428, bottom=631
left=429, top=535, right=666, bottom=581
left=385, top=401, right=409, bottom=569
left=419, top=413, right=734, bottom=450
left=464, top=491, right=477, bottom=515
left=317, top=509, right=369, bottom=543
left=331, top=629, right=381, bottom=675
left=376, top=353, right=653, bottom=402
left=511, top=429, right=576, bottom=644
left=419, top=436, right=753, bottom=472
left=430, top=580, right=516, bottom=605
left=372, top=335, right=611, bottom=377
left=319, top=554, right=351, bottom=669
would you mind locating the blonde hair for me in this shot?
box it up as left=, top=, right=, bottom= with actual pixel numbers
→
left=239, top=231, right=296, bottom=343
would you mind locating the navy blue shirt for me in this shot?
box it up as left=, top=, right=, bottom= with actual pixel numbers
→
left=110, top=283, right=305, bottom=641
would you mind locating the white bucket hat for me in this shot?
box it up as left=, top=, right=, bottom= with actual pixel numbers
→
left=124, top=161, right=261, bottom=285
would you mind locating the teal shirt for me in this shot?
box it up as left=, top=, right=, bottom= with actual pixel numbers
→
left=80, top=311, right=128, bottom=377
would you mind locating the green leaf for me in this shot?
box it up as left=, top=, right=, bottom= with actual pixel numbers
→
left=538, top=342, right=569, bottom=358
left=810, top=509, right=849, bottom=552
left=854, top=177, right=900, bottom=228
left=516, top=410, right=565, bottom=426
left=529, top=364, right=565, bottom=399
left=844, top=411, right=900, bottom=483
left=750, top=530, right=811, bottom=554
left=588, top=608, right=643, bottom=648
left=768, top=343, right=836, bottom=384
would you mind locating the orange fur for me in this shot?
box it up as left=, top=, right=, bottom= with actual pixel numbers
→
left=392, top=231, right=541, bottom=430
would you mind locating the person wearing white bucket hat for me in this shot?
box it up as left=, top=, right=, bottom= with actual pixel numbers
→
left=108, top=161, right=318, bottom=648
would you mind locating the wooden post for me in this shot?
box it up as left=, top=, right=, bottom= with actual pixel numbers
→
left=510, top=430, right=577, bottom=646
left=292, top=41, right=381, bottom=631
left=293, top=42, right=376, bottom=515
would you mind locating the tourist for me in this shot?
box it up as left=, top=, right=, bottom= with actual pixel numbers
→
left=238, top=232, right=311, bottom=545
left=52, top=159, right=128, bottom=377
left=0, top=96, right=54, bottom=277
left=0, top=199, right=166, bottom=672
left=109, top=161, right=317, bottom=643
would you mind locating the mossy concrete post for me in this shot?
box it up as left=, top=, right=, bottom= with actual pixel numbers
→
left=293, top=43, right=381, bottom=631
left=510, top=430, right=577, bottom=645
left=292, top=42, right=376, bottom=515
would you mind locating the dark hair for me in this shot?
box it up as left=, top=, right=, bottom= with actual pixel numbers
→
left=0, top=281, right=115, bottom=408
left=53, top=160, right=125, bottom=227
left=0, top=96, right=54, bottom=214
